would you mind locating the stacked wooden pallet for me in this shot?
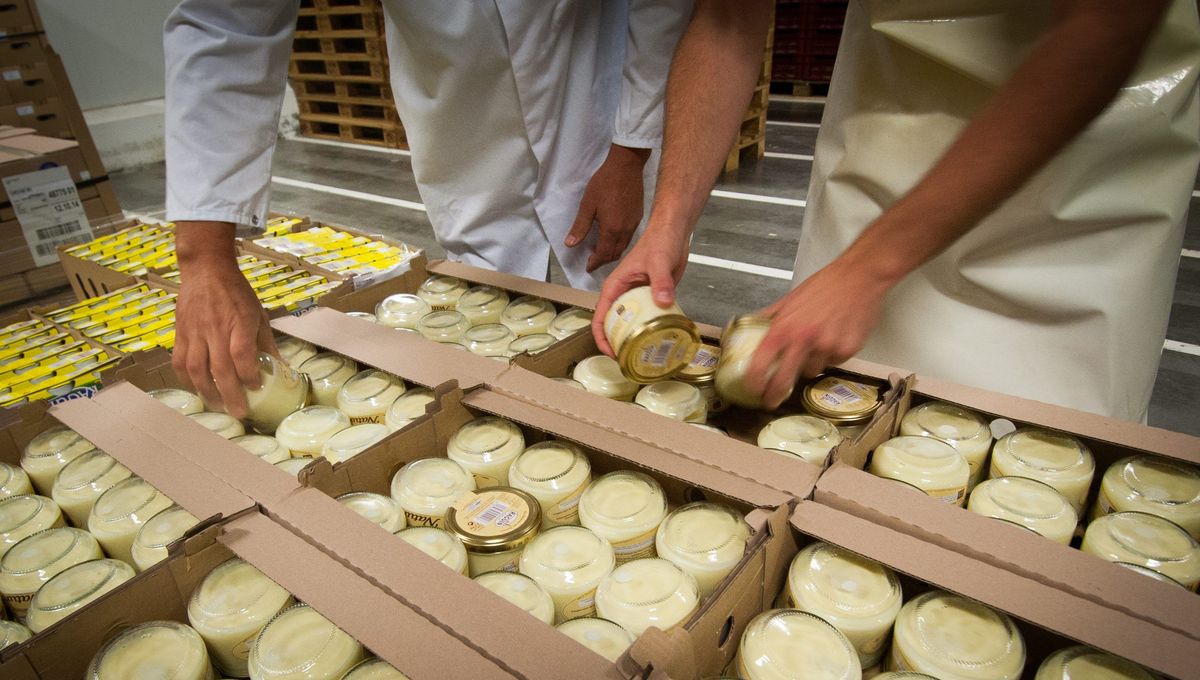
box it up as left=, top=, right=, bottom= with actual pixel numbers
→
left=290, top=0, right=406, bottom=149
left=724, top=7, right=775, bottom=172
left=771, top=0, right=847, bottom=94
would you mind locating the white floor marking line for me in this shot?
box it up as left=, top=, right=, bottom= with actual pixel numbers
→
left=270, top=176, right=426, bottom=211
left=766, top=120, right=821, bottom=128
left=1183, top=249, right=1200, bottom=259
left=687, top=253, right=794, bottom=280
left=709, top=189, right=807, bottom=207
left=1164, top=339, right=1200, bottom=356
left=764, top=151, right=815, bottom=161
left=284, top=134, right=412, bottom=157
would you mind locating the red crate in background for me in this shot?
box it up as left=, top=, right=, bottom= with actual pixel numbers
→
left=772, top=0, right=847, bottom=85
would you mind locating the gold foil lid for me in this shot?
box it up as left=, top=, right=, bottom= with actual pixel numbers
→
left=616, top=315, right=700, bottom=384
left=446, top=487, right=541, bottom=553
left=802, top=374, right=882, bottom=424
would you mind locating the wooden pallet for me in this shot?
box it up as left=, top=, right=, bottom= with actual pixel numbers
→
left=725, top=13, right=774, bottom=173
left=297, top=98, right=399, bottom=123
left=293, top=35, right=386, bottom=60
left=289, top=55, right=389, bottom=82
left=299, top=117, right=407, bottom=149
left=299, top=0, right=378, bottom=12
left=291, top=79, right=392, bottom=101
left=295, top=10, right=385, bottom=38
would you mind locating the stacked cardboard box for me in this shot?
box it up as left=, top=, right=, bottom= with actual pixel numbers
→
left=0, top=3, right=123, bottom=307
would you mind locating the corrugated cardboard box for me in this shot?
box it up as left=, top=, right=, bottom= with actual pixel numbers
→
left=0, top=0, right=42, bottom=39
left=0, top=131, right=90, bottom=203
left=0, top=98, right=69, bottom=138
left=0, top=191, right=116, bottom=277
left=0, top=62, right=52, bottom=107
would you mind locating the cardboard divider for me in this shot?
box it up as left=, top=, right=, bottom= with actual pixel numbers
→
left=0, top=512, right=515, bottom=680
left=790, top=501, right=1200, bottom=679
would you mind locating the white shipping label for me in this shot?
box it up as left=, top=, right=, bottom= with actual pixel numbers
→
left=3, top=69, right=21, bottom=81
left=3, top=166, right=93, bottom=267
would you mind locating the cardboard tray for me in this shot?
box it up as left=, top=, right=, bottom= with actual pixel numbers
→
left=815, top=372, right=1200, bottom=645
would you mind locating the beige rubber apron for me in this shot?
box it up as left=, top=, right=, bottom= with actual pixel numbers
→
left=798, top=0, right=1200, bottom=420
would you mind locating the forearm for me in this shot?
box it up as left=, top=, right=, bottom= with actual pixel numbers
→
left=176, top=221, right=238, bottom=273
left=845, top=0, right=1170, bottom=284
left=648, top=0, right=773, bottom=238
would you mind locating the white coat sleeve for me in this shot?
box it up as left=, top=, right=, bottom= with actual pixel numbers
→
left=612, top=0, right=694, bottom=149
left=163, top=0, right=297, bottom=230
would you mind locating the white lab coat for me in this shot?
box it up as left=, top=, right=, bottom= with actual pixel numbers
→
left=798, top=0, right=1200, bottom=420
left=164, top=1, right=692, bottom=290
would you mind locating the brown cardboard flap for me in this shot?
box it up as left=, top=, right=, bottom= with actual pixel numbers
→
left=271, top=306, right=503, bottom=390
left=49, top=388, right=256, bottom=521
left=487, top=368, right=819, bottom=501
left=814, top=463, right=1200, bottom=643
left=627, top=627, right=698, bottom=680
left=427, top=259, right=600, bottom=310
left=790, top=502, right=1200, bottom=680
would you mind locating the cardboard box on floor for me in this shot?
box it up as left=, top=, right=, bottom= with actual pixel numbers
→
left=0, top=185, right=122, bottom=279
left=814, top=372, right=1200, bottom=647
left=0, top=98, right=69, bottom=139
left=0, top=0, right=43, bottom=38
left=0, top=511, right=515, bottom=680
left=0, top=62, right=53, bottom=107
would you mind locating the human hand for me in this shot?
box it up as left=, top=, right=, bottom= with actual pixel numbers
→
left=565, top=143, right=652, bottom=273
left=591, top=219, right=690, bottom=357
left=172, top=221, right=276, bottom=418
left=741, top=257, right=892, bottom=409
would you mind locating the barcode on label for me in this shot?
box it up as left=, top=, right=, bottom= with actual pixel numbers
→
left=644, top=340, right=675, bottom=368
left=477, top=500, right=512, bottom=526
left=35, top=222, right=86, bottom=241
left=830, top=384, right=861, bottom=403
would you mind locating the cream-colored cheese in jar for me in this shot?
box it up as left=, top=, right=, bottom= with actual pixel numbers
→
left=573, top=355, right=639, bottom=401
left=1093, top=455, right=1200, bottom=539
left=87, top=477, right=174, bottom=564
left=298, top=353, right=358, bottom=407
left=520, top=526, right=615, bottom=622
left=556, top=617, right=633, bottom=662
left=474, top=571, right=555, bottom=624
left=604, top=286, right=699, bottom=383
left=416, top=275, right=468, bottom=311
left=337, top=492, right=406, bottom=533
left=784, top=542, right=902, bottom=669
left=900, top=401, right=993, bottom=491
left=190, top=412, right=246, bottom=440
left=273, top=457, right=316, bottom=477
left=714, top=314, right=774, bottom=410
left=0, top=462, right=32, bottom=499
left=390, top=457, right=476, bottom=528
left=0, top=527, right=103, bottom=620
left=276, top=337, right=318, bottom=370
left=0, top=619, right=31, bottom=649
left=376, top=293, right=433, bottom=328
left=322, top=423, right=390, bottom=463
left=579, top=471, right=667, bottom=564
left=989, top=428, right=1094, bottom=515
left=346, top=311, right=378, bottom=323
left=189, top=558, right=295, bottom=677
left=446, top=487, right=541, bottom=576
left=758, top=415, right=843, bottom=466
left=383, top=388, right=436, bottom=432
left=1081, top=511, right=1200, bottom=589
left=500, top=296, right=557, bottom=337
left=131, top=505, right=200, bottom=571
left=869, top=436, right=970, bottom=506
left=507, top=441, right=592, bottom=528
left=508, top=333, right=556, bottom=356
left=548, top=307, right=593, bottom=340
left=22, top=424, right=95, bottom=494
left=245, top=353, right=310, bottom=435
left=446, top=417, right=525, bottom=488
left=1034, top=646, right=1159, bottom=680
left=87, top=620, right=213, bottom=680
left=888, top=591, right=1025, bottom=680
left=416, top=310, right=471, bottom=344
left=51, top=448, right=133, bottom=527
left=1114, top=561, right=1189, bottom=588
left=232, top=435, right=291, bottom=465
left=553, top=377, right=588, bottom=390
left=148, top=388, right=205, bottom=415
left=275, top=406, right=350, bottom=458
left=463, top=323, right=517, bottom=356
left=248, top=604, right=363, bottom=680
left=635, top=381, right=707, bottom=423
left=337, top=369, right=406, bottom=425
left=736, top=609, right=863, bottom=680
left=872, top=673, right=939, bottom=679
left=342, top=658, right=411, bottom=679
left=595, top=558, right=699, bottom=638
left=967, top=477, right=1077, bottom=545
left=396, top=527, right=469, bottom=575
left=655, top=502, right=749, bottom=598
left=0, top=494, right=64, bottom=558
left=456, top=286, right=510, bottom=325
left=26, top=558, right=134, bottom=633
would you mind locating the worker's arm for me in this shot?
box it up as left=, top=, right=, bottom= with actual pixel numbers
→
left=164, top=0, right=296, bottom=415
left=592, top=0, right=772, bottom=353
left=564, top=0, right=695, bottom=273
left=744, top=0, right=1171, bottom=408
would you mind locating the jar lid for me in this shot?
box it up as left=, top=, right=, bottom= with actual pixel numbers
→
left=87, top=620, right=210, bottom=679
left=676, top=344, right=720, bottom=385
left=465, top=323, right=516, bottom=345
left=339, top=369, right=407, bottom=405
left=973, top=476, right=1074, bottom=522
left=54, top=450, right=130, bottom=494
left=189, top=558, right=292, bottom=628
left=277, top=406, right=350, bottom=445
left=188, top=411, right=245, bottom=439
left=135, top=505, right=199, bottom=551
left=375, top=293, right=432, bottom=326
left=458, top=285, right=509, bottom=310
left=658, top=502, right=749, bottom=564
left=448, top=417, right=525, bottom=463
left=384, top=388, right=436, bottom=429
left=417, top=275, right=468, bottom=299
left=573, top=355, right=638, bottom=398
left=501, top=296, right=556, bottom=324
left=232, top=434, right=290, bottom=463
left=30, top=558, right=134, bottom=614
left=1116, top=455, right=1200, bottom=506
left=299, top=352, right=357, bottom=383
left=901, top=400, right=991, bottom=445
left=510, top=441, right=590, bottom=486
left=554, top=618, right=633, bottom=663
left=146, top=388, right=204, bottom=415
left=634, top=381, right=703, bottom=420
left=997, top=428, right=1093, bottom=474
left=548, top=307, right=593, bottom=338
left=91, top=477, right=166, bottom=524
left=739, top=609, right=860, bottom=680
left=509, top=333, right=557, bottom=355
left=522, top=525, right=614, bottom=575
left=801, top=375, right=882, bottom=424
left=322, top=423, right=390, bottom=463
left=446, top=487, right=541, bottom=553
left=249, top=604, right=361, bottom=676
left=903, top=591, right=1025, bottom=672
left=787, top=541, right=901, bottom=617
left=2, top=527, right=98, bottom=575
left=580, top=470, right=666, bottom=524
left=392, top=457, right=476, bottom=505
left=616, top=316, right=700, bottom=384
left=23, top=425, right=93, bottom=462
left=1090, top=511, right=1199, bottom=563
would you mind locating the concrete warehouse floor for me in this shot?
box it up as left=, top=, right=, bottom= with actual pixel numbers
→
left=108, top=97, right=1200, bottom=437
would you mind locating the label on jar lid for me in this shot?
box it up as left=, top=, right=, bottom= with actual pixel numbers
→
left=809, top=377, right=876, bottom=411
left=451, top=490, right=531, bottom=538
